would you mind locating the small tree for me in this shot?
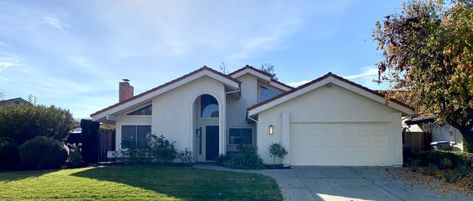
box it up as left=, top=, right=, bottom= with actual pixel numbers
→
left=269, top=143, right=288, bottom=165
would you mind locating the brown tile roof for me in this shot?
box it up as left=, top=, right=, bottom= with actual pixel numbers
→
left=228, top=65, right=294, bottom=90
left=90, top=66, right=240, bottom=117
left=247, top=72, right=415, bottom=112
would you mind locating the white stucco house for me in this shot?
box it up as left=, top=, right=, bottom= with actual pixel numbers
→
left=91, top=65, right=414, bottom=166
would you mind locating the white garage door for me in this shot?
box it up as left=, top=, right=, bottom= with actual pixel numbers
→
left=290, top=123, right=392, bottom=166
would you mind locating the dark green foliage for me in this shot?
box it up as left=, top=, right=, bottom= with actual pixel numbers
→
left=0, top=104, right=73, bottom=145
left=216, top=154, right=231, bottom=166
left=269, top=143, right=288, bottom=165
left=65, top=145, right=84, bottom=168
left=464, top=136, right=472, bottom=153
left=147, top=135, right=177, bottom=163
left=411, top=150, right=473, bottom=170
left=19, top=136, right=68, bottom=169
left=218, top=146, right=264, bottom=170
left=0, top=137, right=19, bottom=170
left=122, top=148, right=150, bottom=164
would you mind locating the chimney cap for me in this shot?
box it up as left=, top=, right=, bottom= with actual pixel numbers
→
left=122, top=79, right=130, bottom=82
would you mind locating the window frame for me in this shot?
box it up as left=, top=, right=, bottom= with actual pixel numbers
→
left=120, top=125, right=151, bottom=149
left=258, top=84, right=280, bottom=102
left=126, top=104, right=152, bottom=116
left=200, top=95, right=219, bottom=118
left=228, top=127, right=254, bottom=145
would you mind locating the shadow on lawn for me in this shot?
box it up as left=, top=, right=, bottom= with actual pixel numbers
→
left=0, top=169, right=56, bottom=182
left=71, top=164, right=282, bottom=201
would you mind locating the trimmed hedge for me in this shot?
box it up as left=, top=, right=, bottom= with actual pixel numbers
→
left=0, top=137, right=19, bottom=170
left=411, top=150, right=473, bottom=170
left=217, top=146, right=264, bottom=170
left=19, top=136, right=68, bottom=169
left=0, top=104, right=73, bottom=145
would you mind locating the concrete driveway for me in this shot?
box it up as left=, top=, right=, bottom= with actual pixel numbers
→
left=256, top=166, right=472, bottom=201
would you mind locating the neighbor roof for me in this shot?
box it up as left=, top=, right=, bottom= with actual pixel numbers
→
left=91, top=66, right=240, bottom=120
left=248, top=72, right=415, bottom=116
left=0, top=97, right=30, bottom=106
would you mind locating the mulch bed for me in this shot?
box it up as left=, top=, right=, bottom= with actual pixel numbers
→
left=385, top=167, right=473, bottom=195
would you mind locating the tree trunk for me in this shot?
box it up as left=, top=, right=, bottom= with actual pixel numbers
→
left=449, top=122, right=473, bottom=152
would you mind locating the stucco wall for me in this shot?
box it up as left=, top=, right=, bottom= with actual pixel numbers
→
left=114, top=76, right=227, bottom=156
left=151, top=76, right=226, bottom=154
left=226, top=74, right=258, bottom=151
left=256, top=85, right=403, bottom=166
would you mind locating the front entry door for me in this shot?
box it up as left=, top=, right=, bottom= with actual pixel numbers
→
left=205, top=126, right=219, bottom=161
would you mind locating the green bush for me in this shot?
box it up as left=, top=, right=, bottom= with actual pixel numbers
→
left=147, top=135, right=176, bottom=163
left=0, top=137, right=19, bottom=170
left=218, top=146, right=264, bottom=170
left=411, top=150, right=473, bottom=170
left=124, top=148, right=151, bottom=164
left=216, top=154, right=231, bottom=166
left=19, top=136, right=68, bottom=169
left=65, top=145, right=84, bottom=168
left=0, top=104, right=73, bottom=145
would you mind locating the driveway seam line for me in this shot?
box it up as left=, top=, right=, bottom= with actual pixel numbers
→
left=349, top=167, right=405, bottom=201
left=292, top=169, right=318, bottom=201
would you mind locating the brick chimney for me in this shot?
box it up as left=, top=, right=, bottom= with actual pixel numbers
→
left=119, top=79, right=134, bottom=102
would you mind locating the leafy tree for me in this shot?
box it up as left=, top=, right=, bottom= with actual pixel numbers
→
left=373, top=0, right=473, bottom=151
left=259, top=63, right=278, bottom=80
left=0, top=104, right=74, bottom=145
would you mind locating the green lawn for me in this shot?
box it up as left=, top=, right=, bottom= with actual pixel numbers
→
left=0, top=165, right=282, bottom=201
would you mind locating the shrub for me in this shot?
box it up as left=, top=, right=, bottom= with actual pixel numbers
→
left=0, top=137, right=19, bottom=170
left=0, top=104, right=73, bottom=145
left=216, top=154, right=231, bottom=166
left=218, top=146, right=264, bottom=170
left=124, top=147, right=151, bottom=164
left=177, top=149, right=192, bottom=165
left=65, top=145, right=84, bottom=168
left=411, top=150, right=473, bottom=170
left=148, top=135, right=177, bottom=163
left=19, top=136, right=68, bottom=169
left=269, top=143, right=288, bottom=165
left=410, top=159, right=421, bottom=172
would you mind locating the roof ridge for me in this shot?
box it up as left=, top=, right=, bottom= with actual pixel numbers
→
left=247, top=72, right=414, bottom=112
left=91, top=66, right=240, bottom=117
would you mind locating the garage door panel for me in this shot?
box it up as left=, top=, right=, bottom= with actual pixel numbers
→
left=290, top=123, right=391, bottom=166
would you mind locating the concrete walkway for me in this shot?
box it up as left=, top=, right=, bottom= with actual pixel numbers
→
left=194, top=165, right=473, bottom=201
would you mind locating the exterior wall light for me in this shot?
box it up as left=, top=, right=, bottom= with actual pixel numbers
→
left=268, top=124, right=274, bottom=135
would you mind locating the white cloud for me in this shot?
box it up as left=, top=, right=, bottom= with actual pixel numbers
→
left=43, top=13, right=69, bottom=30
left=0, top=52, right=23, bottom=75
left=343, top=66, right=378, bottom=80
left=288, top=80, right=310, bottom=87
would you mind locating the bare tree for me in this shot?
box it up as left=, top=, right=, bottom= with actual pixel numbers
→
left=218, top=62, right=228, bottom=74
left=259, top=63, right=278, bottom=80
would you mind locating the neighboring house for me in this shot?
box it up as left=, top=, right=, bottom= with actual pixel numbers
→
left=0, top=97, right=30, bottom=106
left=91, top=65, right=414, bottom=166
left=405, top=115, right=464, bottom=151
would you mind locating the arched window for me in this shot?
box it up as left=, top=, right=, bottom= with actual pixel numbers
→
left=201, top=95, right=218, bottom=118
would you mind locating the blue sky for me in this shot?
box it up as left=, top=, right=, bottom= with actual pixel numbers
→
left=0, top=0, right=405, bottom=119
